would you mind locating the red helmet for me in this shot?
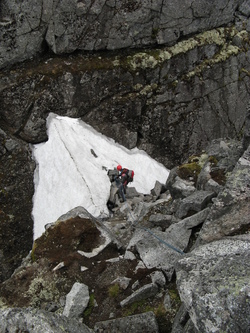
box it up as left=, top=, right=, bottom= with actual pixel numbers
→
left=117, top=165, right=122, bottom=171
left=131, top=171, right=134, bottom=177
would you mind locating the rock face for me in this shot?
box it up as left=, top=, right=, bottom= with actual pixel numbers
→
left=175, top=237, right=250, bottom=333
left=0, top=139, right=249, bottom=333
left=0, top=129, right=35, bottom=283
left=0, top=0, right=247, bottom=69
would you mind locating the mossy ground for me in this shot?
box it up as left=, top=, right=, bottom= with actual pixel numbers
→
left=0, top=216, right=180, bottom=331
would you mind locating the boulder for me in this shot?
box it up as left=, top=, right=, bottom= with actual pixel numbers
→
left=175, top=237, right=250, bottom=333
left=120, top=283, right=158, bottom=307
left=151, top=180, right=164, bottom=198
left=128, top=222, right=187, bottom=280
left=149, top=213, right=173, bottom=229
left=204, top=178, right=223, bottom=194
left=0, top=307, right=93, bottom=333
left=111, top=277, right=131, bottom=290
left=175, top=191, right=215, bottom=219
left=150, top=271, right=166, bottom=288
left=94, top=311, right=159, bottom=333
left=243, top=102, right=250, bottom=150
left=181, top=208, right=210, bottom=230
left=171, top=303, right=199, bottom=333
left=170, top=177, right=196, bottom=199
left=63, top=282, right=90, bottom=319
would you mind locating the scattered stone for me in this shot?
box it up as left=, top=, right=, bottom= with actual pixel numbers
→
left=131, top=225, right=186, bottom=280
left=63, top=282, right=90, bottom=319
left=163, top=291, right=172, bottom=309
left=111, top=277, right=131, bottom=290
left=126, top=187, right=141, bottom=198
left=124, top=250, right=136, bottom=260
left=120, top=283, right=158, bottom=307
left=204, top=178, right=223, bottom=194
left=171, top=176, right=196, bottom=199
left=94, top=311, right=159, bottom=333
left=151, top=180, right=164, bottom=198
left=149, top=213, right=172, bottom=229
left=175, top=191, right=216, bottom=218
left=150, top=271, right=166, bottom=287
left=52, top=262, right=65, bottom=271
left=181, top=208, right=210, bottom=229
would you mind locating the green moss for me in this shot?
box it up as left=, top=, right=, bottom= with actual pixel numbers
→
left=83, top=293, right=95, bottom=317
left=169, top=289, right=180, bottom=301
left=178, top=162, right=202, bottom=181
left=152, top=28, right=159, bottom=39
left=167, top=80, right=178, bottom=90
left=210, top=169, right=227, bottom=185
left=108, top=283, right=120, bottom=298
left=208, top=155, right=218, bottom=166
left=123, top=300, right=150, bottom=316
left=31, top=242, right=37, bottom=262
left=0, top=298, right=8, bottom=309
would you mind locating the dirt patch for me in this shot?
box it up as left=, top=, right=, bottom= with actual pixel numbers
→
left=0, top=215, right=181, bottom=332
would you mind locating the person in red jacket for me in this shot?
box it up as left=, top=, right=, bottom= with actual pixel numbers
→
left=116, top=165, right=134, bottom=202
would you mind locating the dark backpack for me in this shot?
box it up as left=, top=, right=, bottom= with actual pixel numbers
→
left=121, top=168, right=134, bottom=183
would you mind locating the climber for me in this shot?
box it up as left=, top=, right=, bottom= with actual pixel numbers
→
left=116, top=164, right=134, bottom=202
left=107, top=164, right=134, bottom=211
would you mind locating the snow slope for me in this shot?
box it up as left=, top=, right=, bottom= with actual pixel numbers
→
left=32, top=114, right=169, bottom=240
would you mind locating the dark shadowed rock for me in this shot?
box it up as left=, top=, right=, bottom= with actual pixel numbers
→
left=171, top=303, right=199, bottom=333
left=243, top=103, right=250, bottom=150
left=149, top=213, right=173, bottom=229
left=0, top=130, right=35, bottom=282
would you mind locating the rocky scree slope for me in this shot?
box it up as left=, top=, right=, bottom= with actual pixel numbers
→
left=0, top=138, right=249, bottom=333
left=1, top=2, right=250, bottom=282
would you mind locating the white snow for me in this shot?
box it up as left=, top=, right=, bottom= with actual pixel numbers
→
left=32, top=113, right=169, bottom=240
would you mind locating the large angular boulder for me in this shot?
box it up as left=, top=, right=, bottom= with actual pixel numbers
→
left=175, top=237, right=250, bottom=333
left=0, top=308, right=93, bottom=333
left=175, top=191, right=215, bottom=219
